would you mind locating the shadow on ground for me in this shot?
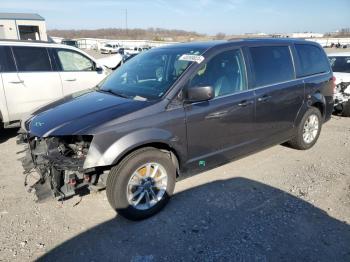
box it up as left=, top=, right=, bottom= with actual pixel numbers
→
left=0, top=128, right=18, bottom=143
left=38, top=177, right=350, bottom=262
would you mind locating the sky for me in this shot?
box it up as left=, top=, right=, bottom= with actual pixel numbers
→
left=0, top=0, right=349, bottom=35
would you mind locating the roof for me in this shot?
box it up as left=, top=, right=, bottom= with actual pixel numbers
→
left=327, top=52, right=350, bottom=57
left=158, top=40, right=225, bottom=50
left=0, top=13, right=45, bottom=21
left=0, top=40, right=98, bottom=62
left=157, top=38, right=320, bottom=53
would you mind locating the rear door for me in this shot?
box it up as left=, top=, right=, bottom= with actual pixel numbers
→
left=53, top=48, right=107, bottom=96
left=294, top=44, right=333, bottom=118
left=2, top=46, right=62, bottom=121
left=248, top=45, right=304, bottom=143
left=185, top=48, right=256, bottom=167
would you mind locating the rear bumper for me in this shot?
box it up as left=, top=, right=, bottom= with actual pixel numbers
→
left=324, top=96, right=334, bottom=123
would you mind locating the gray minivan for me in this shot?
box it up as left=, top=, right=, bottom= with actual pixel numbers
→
left=19, top=38, right=334, bottom=220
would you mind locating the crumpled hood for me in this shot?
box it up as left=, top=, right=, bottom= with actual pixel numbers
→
left=26, top=90, right=149, bottom=137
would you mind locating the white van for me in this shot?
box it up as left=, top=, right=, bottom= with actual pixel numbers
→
left=0, top=40, right=109, bottom=128
left=100, top=43, right=120, bottom=54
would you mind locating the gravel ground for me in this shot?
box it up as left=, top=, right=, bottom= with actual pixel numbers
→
left=0, top=115, right=349, bottom=261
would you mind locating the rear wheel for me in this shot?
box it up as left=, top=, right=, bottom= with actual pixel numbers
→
left=106, top=147, right=176, bottom=220
left=288, top=107, right=322, bottom=150
left=342, top=101, right=350, bottom=117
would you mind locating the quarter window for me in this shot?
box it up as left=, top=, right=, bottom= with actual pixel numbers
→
left=295, top=44, right=329, bottom=77
left=189, top=49, right=247, bottom=97
left=0, top=46, right=16, bottom=72
left=57, top=50, right=94, bottom=71
left=250, top=46, right=294, bottom=87
left=12, top=46, right=51, bottom=72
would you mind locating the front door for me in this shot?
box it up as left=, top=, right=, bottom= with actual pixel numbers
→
left=185, top=49, right=256, bottom=168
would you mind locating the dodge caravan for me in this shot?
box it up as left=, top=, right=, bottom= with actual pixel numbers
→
left=19, top=39, right=334, bottom=220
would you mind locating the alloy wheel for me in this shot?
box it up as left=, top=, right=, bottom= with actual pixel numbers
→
left=126, top=162, right=168, bottom=210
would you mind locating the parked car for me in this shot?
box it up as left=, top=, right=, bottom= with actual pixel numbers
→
left=96, top=53, right=124, bottom=70
left=96, top=52, right=140, bottom=70
left=328, top=52, right=350, bottom=116
left=19, top=39, right=334, bottom=220
left=61, top=39, right=78, bottom=48
left=123, top=47, right=141, bottom=55
left=100, top=43, right=120, bottom=54
left=0, top=40, right=109, bottom=129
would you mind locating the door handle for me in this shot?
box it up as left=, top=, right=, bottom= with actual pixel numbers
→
left=65, top=78, right=77, bottom=81
left=257, top=95, right=271, bottom=102
left=238, top=100, right=253, bottom=107
left=9, top=80, right=24, bottom=84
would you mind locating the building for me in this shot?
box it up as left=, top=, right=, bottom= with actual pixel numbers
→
left=291, top=32, right=324, bottom=38
left=0, top=13, right=47, bottom=41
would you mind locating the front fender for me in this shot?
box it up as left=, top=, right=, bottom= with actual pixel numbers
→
left=83, top=128, right=176, bottom=169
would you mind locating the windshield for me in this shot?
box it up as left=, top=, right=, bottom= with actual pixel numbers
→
left=100, top=47, right=206, bottom=100
left=329, top=56, right=350, bottom=73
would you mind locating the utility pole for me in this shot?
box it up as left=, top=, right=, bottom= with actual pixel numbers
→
left=125, top=8, right=128, bottom=34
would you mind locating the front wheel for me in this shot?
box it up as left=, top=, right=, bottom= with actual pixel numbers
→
left=106, top=147, right=176, bottom=220
left=288, top=107, right=322, bottom=150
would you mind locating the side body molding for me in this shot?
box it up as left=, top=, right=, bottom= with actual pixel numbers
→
left=83, top=128, right=175, bottom=169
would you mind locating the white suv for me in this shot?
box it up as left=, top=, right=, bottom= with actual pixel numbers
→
left=0, top=40, right=109, bottom=128
left=100, top=43, right=120, bottom=54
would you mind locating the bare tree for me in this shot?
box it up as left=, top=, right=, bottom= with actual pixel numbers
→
left=215, top=32, right=226, bottom=40
left=48, top=28, right=206, bottom=41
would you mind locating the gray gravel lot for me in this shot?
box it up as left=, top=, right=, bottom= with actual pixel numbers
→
left=0, top=116, right=349, bottom=261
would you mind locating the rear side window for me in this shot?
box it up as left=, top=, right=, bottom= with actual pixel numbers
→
left=295, top=44, right=329, bottom=77
left=12, top=46, right=51, bottom=72
left=250, top=46, right=294, bottom=87
left=0, top=46, right=16, bottom=72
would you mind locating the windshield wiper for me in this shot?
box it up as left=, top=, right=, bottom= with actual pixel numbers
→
left=99, top=89, right=129, bottom=99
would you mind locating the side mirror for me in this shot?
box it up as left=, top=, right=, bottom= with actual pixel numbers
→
left=95, top=65, right=103, bottom=72
left=186, top=85, right=214, bottom=103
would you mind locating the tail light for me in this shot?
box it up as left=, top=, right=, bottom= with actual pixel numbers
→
left=331, top=76, right=336, bottom=94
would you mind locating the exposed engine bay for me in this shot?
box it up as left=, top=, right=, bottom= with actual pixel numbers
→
left=334, top=81, right=350, bottom=108
left=18, top=135, right=109, bottom=202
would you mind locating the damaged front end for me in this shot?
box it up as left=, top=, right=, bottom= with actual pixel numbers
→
left=18, top=135, right=108, bottom=202
left=334, top=81, right=350, bottom=109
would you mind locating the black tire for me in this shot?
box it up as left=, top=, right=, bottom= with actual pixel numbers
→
left=106, top=147, right=176, bottom=220
left=288, top=107, right=322, bottom=150
left=342, top=101, right=350, bottom=117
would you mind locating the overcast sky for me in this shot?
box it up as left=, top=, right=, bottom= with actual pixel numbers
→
left=0, top=0, right=349, bottom=34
